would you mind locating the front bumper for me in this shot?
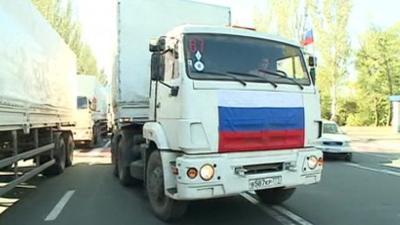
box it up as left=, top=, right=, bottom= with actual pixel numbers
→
left=72, top=128, right=92, bottom=142
left=171, top=148, right=323, bottom=200
left=316, top=145, right=352, bottom=153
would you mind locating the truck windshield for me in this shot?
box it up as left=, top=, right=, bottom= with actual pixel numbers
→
left=184, top=34, right=311, bottom=86
left=77, top=96, right=88, bottom=109
left=323, top=123, right=344, bottom=134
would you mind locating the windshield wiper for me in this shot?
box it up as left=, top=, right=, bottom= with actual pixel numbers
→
left=258, top=69, right=304, bottom=90
left=227, top=71, right=278, bottom=88
left=200, top=71, right=247, bottom=86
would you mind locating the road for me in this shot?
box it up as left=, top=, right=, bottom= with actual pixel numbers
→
left=0, top=146, right=399, bottom=225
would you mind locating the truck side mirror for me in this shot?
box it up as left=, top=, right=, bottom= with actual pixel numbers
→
left=310, top=68, right=316, bottom=84
left=149, top=43, right=159, bottom=52
left=308, top=56, right=317, bottom=67
left=151, top=53, right=165, bottom=81
left=149, top=37, right=166, bottom=52
left=88, top=99, right=97, bottom=111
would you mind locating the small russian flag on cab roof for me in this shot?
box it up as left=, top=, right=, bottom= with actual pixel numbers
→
left=303, top=29, right=314, bottom=46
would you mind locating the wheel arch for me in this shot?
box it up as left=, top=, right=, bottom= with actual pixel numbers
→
left=143, top=122, right=169, bottom=150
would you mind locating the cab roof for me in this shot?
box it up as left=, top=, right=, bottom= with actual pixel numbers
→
left=166, top=25, right=301, bottom=47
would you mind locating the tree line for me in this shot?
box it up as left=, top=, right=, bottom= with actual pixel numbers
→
left=32, top=0, right=107, bottom=85
left=255, top=0, right=400, bottom=126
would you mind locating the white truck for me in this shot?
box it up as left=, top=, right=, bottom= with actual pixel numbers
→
left=0, top=0, right=76, bottom=195
left=73, top=75, right=108, bottom=146
left=112, top=0, right=323, bottom=221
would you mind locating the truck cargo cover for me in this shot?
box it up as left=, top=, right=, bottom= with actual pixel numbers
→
left=114, top=0, right=230, bottom=120
left=0, top=1, right=76, bottom=113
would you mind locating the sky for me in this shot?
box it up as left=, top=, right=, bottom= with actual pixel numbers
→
left=72, top=0, right=117, bottom=77
left=73, top=0, right=400, bottom=81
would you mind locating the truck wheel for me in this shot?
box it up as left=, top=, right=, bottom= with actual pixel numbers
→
left=117, top=140, right=133, bottom=185
left=111, top=134, right=119, bottom=177
left=116, top=130, right=141, bottom=186
left=42, top=133, right=66, bottom=176
left=65, top=133, right=74, bottom=167
left=146, top=150, right=187, bottom=221
left=91, top=128, right=97, bottom=147
left=95, top=125, right=104, bottom=146
left=256, top=187, right=296, bottom=205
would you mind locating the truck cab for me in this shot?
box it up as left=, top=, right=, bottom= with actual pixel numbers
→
left=73, top=75, right=107, bottom=146
left=113, top=25, right=323, bottom=221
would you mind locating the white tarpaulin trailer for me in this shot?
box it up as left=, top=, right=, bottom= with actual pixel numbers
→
left=0, top=0, right=76, bottom=131
left=113, top=0, right=231, bottom=121
left=0, top=0, right=77, bottom=196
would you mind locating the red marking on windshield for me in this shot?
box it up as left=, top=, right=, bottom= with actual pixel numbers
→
left=189, top=38, right=205, bottom=53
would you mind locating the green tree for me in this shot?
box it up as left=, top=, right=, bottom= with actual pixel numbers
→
left=255, top=1, right=352, bottom=123
left=308, top=0, right=352, bottom=122
left=356, top=25, right=400, bottom=126
left=32, top=0, right=107, bottom=85
left=254, top=0, right=304, bottom=42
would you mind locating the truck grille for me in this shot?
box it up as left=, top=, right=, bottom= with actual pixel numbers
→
left=242, top=163, right=284, bottom=175
left=322, top=141, right=343, bottom=146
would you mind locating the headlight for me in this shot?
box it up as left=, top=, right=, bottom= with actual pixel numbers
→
left=199, top=164, right=215, bottom=181
left=307, top=156, right=318, bottom=170
left=342, top=141, right=350, bottom=147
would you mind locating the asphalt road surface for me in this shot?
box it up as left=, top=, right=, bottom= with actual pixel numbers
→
left=0, top=146, right=399, bottom=225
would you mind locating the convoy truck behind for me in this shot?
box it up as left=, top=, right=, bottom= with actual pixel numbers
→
left=0, top=0, right=76, bottom=195
left=112, top=0, right=323, bottom=221
left=73, top=75, right=108, bottom=146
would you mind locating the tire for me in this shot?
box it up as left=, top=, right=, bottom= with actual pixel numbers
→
left=256, top=187, right=296, bottom=205
left=42, top=133, right=66, bottom=176
left=116, top=130, right=141, bottom=186
left=117, top=139, right=133, bottom=185
left=96, top=124, right=104, bottom=146
left=92, top=124, right=103, bottom=147
left=65, top=133, right=74, bottom=167
left=344, top=153, right=352, bottom=162
left=91, top=127, right=97, bottom=148
left=111, top=134, right=119, bottom=177
left=146, top=150, right=187, bottom=221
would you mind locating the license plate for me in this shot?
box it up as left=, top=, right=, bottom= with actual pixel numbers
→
left=249, top=176, right=282, bottom=190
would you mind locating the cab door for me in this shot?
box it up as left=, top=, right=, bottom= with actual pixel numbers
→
left=151, top=49, right=182, bottom=120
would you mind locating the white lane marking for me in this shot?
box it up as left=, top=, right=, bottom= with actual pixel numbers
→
left=272, top=205, right=314, bottom=225
left=45, top=190, right=75, bottom=221
left=241, top=193, right=297, bottom=225
left=346, top=163, right=400, bottom=177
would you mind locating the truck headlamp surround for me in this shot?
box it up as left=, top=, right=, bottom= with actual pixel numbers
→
left=199, top=164, right=215, bottom=181
left=187, top=168, right=198, bottom=179
left=307, top=156, right=318, bottom=170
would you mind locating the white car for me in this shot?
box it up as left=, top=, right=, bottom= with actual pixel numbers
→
left=315, top=120, right=353, bottom=161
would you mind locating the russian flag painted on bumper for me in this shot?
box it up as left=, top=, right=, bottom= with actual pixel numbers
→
left=218, top=91, right=305, bottom=153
